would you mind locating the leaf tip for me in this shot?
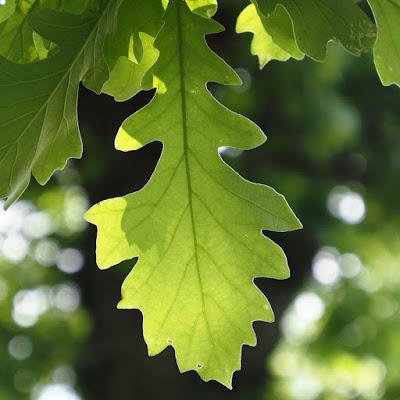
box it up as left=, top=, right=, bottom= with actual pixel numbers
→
left=3, top=198, right=13, bottom=211
left=83, top=205, right=96, bottom=224
left=116, top=299, right=128, bottom=310
left=115, top=127, right=143, bottom=151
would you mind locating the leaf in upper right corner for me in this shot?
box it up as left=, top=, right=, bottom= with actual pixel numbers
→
left=367, top=0, right=400, bottom=87
left=0, top=0, right=101, bottom=64
left=255, top=0, right=376, bottom=61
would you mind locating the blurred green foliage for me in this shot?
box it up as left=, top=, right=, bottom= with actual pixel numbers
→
left=218, top=29, right=400, bottom=400
left=266, top=230, right=400, bottom=400
left=280, top=57, right=398, bottom=400
left=0, top=168, right=91, bottom=400
left=214, top=11, right=400, bottom=396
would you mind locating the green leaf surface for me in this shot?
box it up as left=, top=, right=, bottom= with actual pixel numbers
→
left=80, top=0, right=121, bottom=93
left=42, top=0, right=100, bottom=15
left=164, top=0, right=218, bottom=16
left=102, top=0, right=163, bottom=101
left=0, top=1, right=120, bottom=207
left=236, top=4, right=292, bottom=68
left=0, top=0, right=16, bottom=24
left=254, top=0, right=376, bottom=61
left=0, top=0, right=100, bottom=63
left=186, top=0, right=217, bottom=17
left=250, top=0, right=305, bottom=63
left=367, top=0, right=400, bottom=87
left=86, top=0, right=301, bottom=387
left=0, top=0, right=45, bottom=63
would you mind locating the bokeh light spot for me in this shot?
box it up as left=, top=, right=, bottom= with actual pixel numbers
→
left=12, top=288, right=50, bottom=328
left=8, top=335, right=33, bottom=360
left=312, top=248, right=341, bottom=285
left=327, top=186, right=366, bottom=225
left=53, top=284, right=81, bottom=313
left=56, top=248, right=84, bottom=274
left=37, top=384, right=81, bottom=400
left=294, top=292, right=325, bottom=322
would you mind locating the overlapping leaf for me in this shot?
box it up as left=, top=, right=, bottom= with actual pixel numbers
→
left=236, top=3, right=298, bottom=68
left=367, top=0, right=400, bottom=87
left=185, top=0, right=217, bottom=17
left=0, top=0, right=46, bottom=62
left=0, top=0, right=120, bottom=207
left=102, top=0, right=164, bottom=101
left=240, top=0, right=376, bottom=68
left=102, top=0, right=220, bottom=101
left=0, top=0, right=100, bottom=63
left=86, top=0, right=301, bottom=387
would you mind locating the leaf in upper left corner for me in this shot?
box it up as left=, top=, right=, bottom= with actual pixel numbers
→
left=0, top=0, right=101, bottom=63
left=0, top=1, right=120, bottom=207
left=0, top=0, right=15, bottom=24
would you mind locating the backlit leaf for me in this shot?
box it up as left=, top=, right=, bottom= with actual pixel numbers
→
left=0, top=0, right=100, bottom=63
left=0, top=0, right=44, bottom=62
left=102, top=0, right=163, bottom=101
left=86, top=0, right=301, bottom=387
left=236, top=3, right=294, bottom=68
left=253, top=0, right=376, bottom=61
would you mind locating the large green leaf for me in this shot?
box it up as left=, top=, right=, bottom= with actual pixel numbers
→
left=253, top=0, right=376, bottom=61
left=86, top=0, right=301, bottom=387
left=0, top=1, right=120, bottom=207
left=367, top=0, right=400, bottom=87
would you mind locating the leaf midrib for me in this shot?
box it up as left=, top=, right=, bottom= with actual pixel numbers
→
left=175, top=1, right=216, bottom=353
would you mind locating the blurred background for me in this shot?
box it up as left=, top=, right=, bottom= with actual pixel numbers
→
left=0, top=1, right=399, bottom=399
